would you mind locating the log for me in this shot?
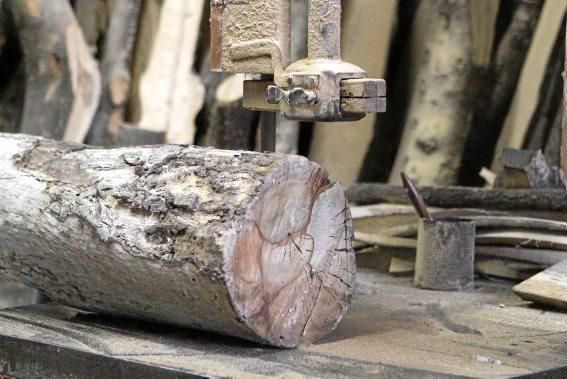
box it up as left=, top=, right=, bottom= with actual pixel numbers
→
left=125, top=0, right=162, bottom=125
left=138, top=0, right=205, bottom=144
left=459, top=0, right=543, bottom=185
left=9, top=0, right=100, bottom=141
left=388, top=0, right=473, bottom=186
left=493, top=0, right=566, bottom=168
left=205, top=74, right=258, bottom=150
left=86, top=0, right=142, bottom=146
left=73, top=0, right=108, bottom=55
left=0, top=133, right=355, bottom=348
left=347, top=183, right=567, bottom=211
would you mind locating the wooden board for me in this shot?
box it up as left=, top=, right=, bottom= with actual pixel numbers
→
left=514, top=260, right=567, bottom=311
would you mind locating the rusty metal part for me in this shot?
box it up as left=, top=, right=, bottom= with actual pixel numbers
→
left=210, top=0, right=387, bottom=122
left=210, top=0, right=290, bottom=75
left=308, top=0, right=341, bottom=60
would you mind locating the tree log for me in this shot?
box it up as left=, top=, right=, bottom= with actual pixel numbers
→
left=86, top=0, right=142, bottom=146
left=347, top=183, right=567, bottom=212
left=9, top=0, right=100, bottom=141
left=138, top=0, right=205, bottom=144
left=388, top=0, right=473, bottom=186
left=0, top=133, right=355, bottom=348
left=459, top=0, right=543, bottom=185
left=492, top=0, right=566, bottom=169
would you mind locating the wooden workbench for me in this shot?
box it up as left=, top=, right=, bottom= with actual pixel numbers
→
left=0, top=269, right=565, bottom=378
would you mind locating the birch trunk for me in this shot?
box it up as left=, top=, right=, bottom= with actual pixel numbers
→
left=0, top=133, right=355, bottom=348
left=389, top=0, right=473, bottom=186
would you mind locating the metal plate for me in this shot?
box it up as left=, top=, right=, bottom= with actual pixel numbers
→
left=211, top=0, right=290, bottom=74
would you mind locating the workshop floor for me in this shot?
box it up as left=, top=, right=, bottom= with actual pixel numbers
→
left=0, top=269, right=566, bottom=378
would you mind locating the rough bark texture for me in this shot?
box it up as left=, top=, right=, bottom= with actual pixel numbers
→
left=388, top=0, right=473, bottom=186
left=87, top=0, right=142, bottom=146
left=0, top=133, right=355, bottom=348
left=9, top=0, right=99, bottom=140
left=205, top=74, right=258, bottom=150
left=347, top=183, right=567, bottom=211
left=459, top=0, right=543, bottom=185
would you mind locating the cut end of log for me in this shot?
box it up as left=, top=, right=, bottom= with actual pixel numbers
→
left=225, top=156, right=356, bottom=348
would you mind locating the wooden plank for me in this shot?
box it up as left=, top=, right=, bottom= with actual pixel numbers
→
left=514, top=260, right=567, bottom=311
left=469, top=0, right=500, bottom=68
left=309, top=0, right=397, bottom=187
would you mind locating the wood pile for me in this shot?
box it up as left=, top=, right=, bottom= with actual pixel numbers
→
left=0, top=0, right=565, bottom=313
left=0, top=0, right=561, bottom=184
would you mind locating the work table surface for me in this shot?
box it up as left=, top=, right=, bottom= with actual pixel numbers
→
left=0, top=269, right=566, bottom=378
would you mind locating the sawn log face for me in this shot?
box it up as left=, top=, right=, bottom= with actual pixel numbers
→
left=0, top=133, right=355, bottom=348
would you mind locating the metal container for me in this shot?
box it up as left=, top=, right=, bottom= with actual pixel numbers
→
left=414, top=217, right=476, bottom=291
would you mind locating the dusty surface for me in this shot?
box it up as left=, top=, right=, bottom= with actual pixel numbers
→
left=0, top=269, right=565, bottom=378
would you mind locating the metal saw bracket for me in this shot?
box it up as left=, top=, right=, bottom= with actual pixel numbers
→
left=210, top=0, right=387, bottom=122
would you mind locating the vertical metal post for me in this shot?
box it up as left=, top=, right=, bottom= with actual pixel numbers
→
left=260, top=74, right=277, bottom=152
left=307, top=0, right=342, bottom=60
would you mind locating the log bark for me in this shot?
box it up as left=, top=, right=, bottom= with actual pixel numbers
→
left=9, top=0, right=100, bottom=141
left=492, top=1, right=566, bottom=169
left=388, top=0, right=473, bottom=186
left=86, top=0, right=142, bottom=146
left=459, top=0, right=543, bottom=185
left=205, top=74, right=258, bottom=150
left=0, top=133, right=355, bottom=348
left=347, top=183, right=567, bottom=211
left=73, top=0, right=108, bottom=56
